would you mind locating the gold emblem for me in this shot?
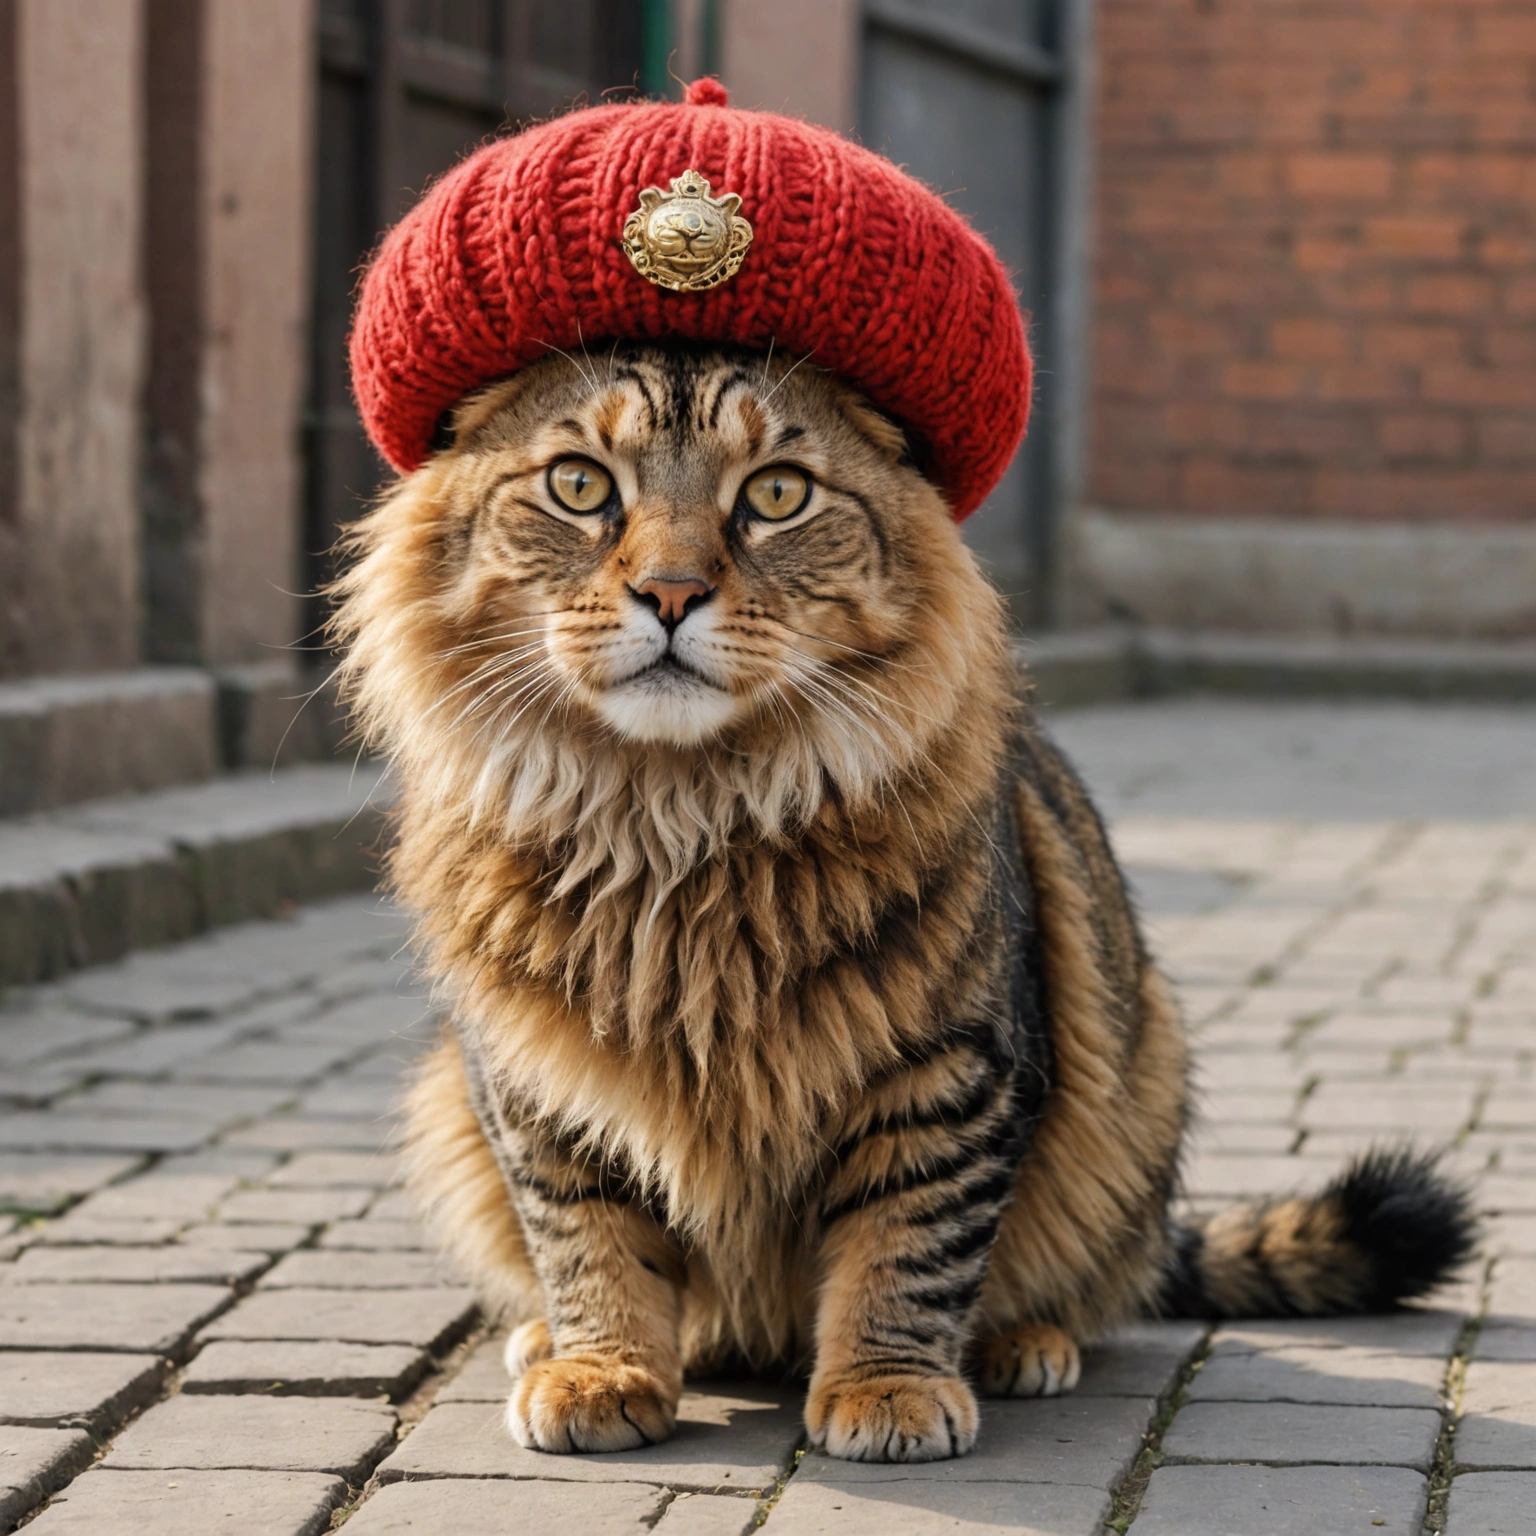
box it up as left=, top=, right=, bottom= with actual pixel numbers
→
left=621, top=170, right=753, bottom=292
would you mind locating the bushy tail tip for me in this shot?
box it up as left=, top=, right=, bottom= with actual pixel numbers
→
left=1160, top=1146, right=1478, bottom=1320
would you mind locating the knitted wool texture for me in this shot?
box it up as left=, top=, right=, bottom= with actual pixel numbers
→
left=349, top=79, right=1031, bottom=520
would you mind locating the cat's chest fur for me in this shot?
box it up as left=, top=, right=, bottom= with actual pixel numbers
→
left=407, top=761, right=1009, bottom=1240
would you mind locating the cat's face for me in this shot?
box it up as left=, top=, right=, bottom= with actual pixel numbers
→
left=406, top=343, right=972, bottom=750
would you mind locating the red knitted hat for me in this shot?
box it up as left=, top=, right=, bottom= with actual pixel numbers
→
left=349, top=79, right=1031, bottom=520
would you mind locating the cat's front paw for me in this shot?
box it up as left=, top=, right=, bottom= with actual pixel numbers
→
left=974, top=1323, right=1081, bottom=1397
left=806, top=1371, right=978, bottom=1462
left=507, top=1356, right=678, bottom=1453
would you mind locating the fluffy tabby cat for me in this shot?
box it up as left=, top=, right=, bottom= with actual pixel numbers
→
left=332, top=342, right=1473, bottom=1463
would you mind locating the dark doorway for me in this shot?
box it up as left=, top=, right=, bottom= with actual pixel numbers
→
left=305, top=0, right=646, bottom=633
left=859, top=0, right=1086, bottom=625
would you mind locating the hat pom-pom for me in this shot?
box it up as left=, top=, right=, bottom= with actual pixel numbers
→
left=685, top=77, right=729, bottom=108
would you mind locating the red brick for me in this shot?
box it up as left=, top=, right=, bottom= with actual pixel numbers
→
left=1286, top=154, right=1395, bottom=198
left=1164, top=403, right=1248, bottom=449
left=1484, top=330, right=1536, bottom=368
left=1421, top=366, right=1536, bottom=408
left=1379, top=413, right=1470, bottom=460
left=1505, top=278, right=1536, bottom=320
left=1292, top=238, right=1357, bottom=275
left=1271, top=318, right=1353, bottom=363
left=1407, top=274, right=1497, bottom=315
left=1481, top=235, right=1536, bottom=268
left=1180, top=456, right=1312, bottom=517
left=1472, top=14, right=1536, bottom=55
left=1318, top=365, right=1417, bottom=404
left=1362, top=217, right=1467, bottom=259
left=1478, top=415, right=1536, bottom=465
left=1222, top=361, right=1310, bottom=401
left=1362, top=323, right=1468, bottom=365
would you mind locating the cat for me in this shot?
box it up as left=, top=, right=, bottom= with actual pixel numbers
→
left=331, top=341, right=1474, bottom=1463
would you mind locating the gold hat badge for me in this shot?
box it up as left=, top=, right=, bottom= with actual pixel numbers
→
left=622, top=170, right=754, bottom=292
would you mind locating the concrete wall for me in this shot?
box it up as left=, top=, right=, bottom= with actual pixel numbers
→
left=6, top=0, right=145, bottom=677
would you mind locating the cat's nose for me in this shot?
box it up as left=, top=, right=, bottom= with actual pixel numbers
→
left=631, top=575, right=713, bottom=631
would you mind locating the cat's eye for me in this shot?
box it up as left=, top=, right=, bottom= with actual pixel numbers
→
left=742, top=466, right=811, bottom=522
left=548, top=459, right=614, bottom=514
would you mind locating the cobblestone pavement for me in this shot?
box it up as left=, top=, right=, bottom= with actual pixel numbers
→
left=2, top=700, right=1534, bottom=1535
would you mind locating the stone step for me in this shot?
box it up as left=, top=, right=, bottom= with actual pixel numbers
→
left=0, top=764, right=389, bottom=988
left=0, top=663, right=346, bottom=817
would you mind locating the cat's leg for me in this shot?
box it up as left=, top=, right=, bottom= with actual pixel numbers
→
left=972, top=1323, right=1081, bottom=1397
left=501, top=1128, right=687, bottom=1453
left=806, top=1050, right=1022, bottom=1463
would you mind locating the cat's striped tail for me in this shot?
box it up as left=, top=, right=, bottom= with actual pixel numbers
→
left=1160, top=1147, right=1477, bottom=1319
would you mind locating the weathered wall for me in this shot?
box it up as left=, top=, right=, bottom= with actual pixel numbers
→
left=1091, top=0, right=1536, bottom=526
left=720, top=0, right=859, bottom=130
left=7, top=0, right=145, bottom=676
left=198, top=0, right=312, bottom=666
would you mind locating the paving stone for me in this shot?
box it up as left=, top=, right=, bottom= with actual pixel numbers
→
left=795, top=1395, right=1157, bottom=1490
left=654, top=1492, right=760, bottom=1535
left=0, top=1111, right=223, bottom=1154
left=1473, top=1324, right=1536, bottom=1363
left=1161, top=1402, right=1442, bottom=1470
left=0, top=1282, right=232, bottom=1352
left=0, top=1065, right=89, bottom=1107
left=221, top=1116, right=398, bottom=1152
left=1077, top=1321, right=1206, bottom=1398
left=292, top=1081, right=404, bottom=1119
left=5, top=1244, right=267, bottom=1286
left=378, top=1385, right=803, bottom=1494
left=1490, top=1259, right=1536, bottom=1320
left=216, top=1187, right=372, bottom=1224
left=0, top=1351, right=163, bottom=1429
left=363, top=1188, right=416, bottom=1220
left=0, top=1010, right=137, bottom=1069
left=1457, top=1362, right=1536, bottom=1469
left=199, top=1286, right=475, bottom=1349
left=257, top=1249, right=450, bottom=1289
left=0, top=1426, right=96, bottom=1530
left=179, top=1038, right=362, bottom=1086
left=72, top=1079, right=293, bottom=1122
left=64, top=1020, right=250, bottom=1077
left=1188, top=1345, right=1446, bottom=1408
left=1445, top=1471, right=1536, bottom=1535
left=181, top=1340, right=429, bottom=1398
left=0, top=1152, right=143, bottom=1215
left=1211, top=1311, right=1466, bottom=1357
left=344, top=1478, right=671, bottom=1534
left=103, top=1394, right=397, bottom=1479
left=22, top=1467, right=346, bottom=1536
left=317, top=1220, right=428, bottom=1251
left=1475, top=1180, right=1536, bottom=1218
left=265, top=1151, right=399, bottom=1188
left=1183, top=1154, right=1341, bottom=1199
left=32, top=1214, right=184, bottom=1246
left=80, top=1171, right=251, bottom=1223
left=433, top=1335, right=510, bottom=1403
left=763, top=1478, right=1110, bottom=1535
left=1133, top=1463, right=1428, bottom=1535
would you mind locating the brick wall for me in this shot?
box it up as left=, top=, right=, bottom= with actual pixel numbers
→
left=1090, top=0, right=1536, bottom=523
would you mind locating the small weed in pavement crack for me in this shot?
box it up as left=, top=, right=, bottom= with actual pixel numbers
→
left=1104, top=1329, right=1213, bottom=1534
left=754, top=1446, right=806, bottom=1526
left=1421, top=1288, right=1488, bottom=1535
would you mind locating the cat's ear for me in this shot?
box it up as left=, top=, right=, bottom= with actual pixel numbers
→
left=842, top=397, right=930, bottom=475
left=445, top=373, right=537, bottom=451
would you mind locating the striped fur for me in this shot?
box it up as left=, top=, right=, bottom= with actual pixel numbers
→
left=333, top=342, right=1472, bottom=1464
